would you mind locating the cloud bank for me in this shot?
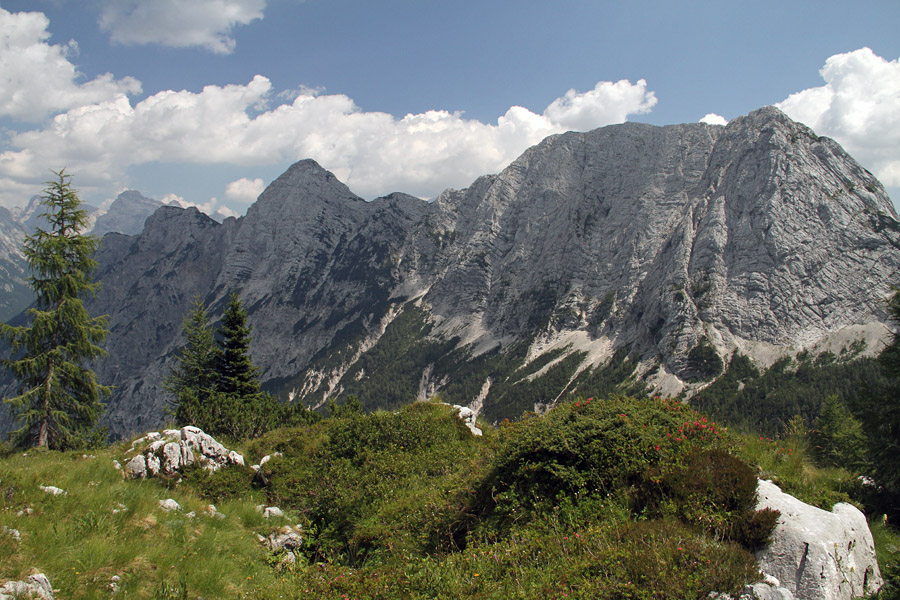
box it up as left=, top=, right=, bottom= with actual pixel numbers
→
left=97, top=0, right=266, bottom=54
left=0, top=9, right=658, bottom=210
left=776, top=47, right=900, bottom=187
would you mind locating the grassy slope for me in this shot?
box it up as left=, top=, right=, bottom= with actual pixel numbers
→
left=1, top=398, right=897, bottom=600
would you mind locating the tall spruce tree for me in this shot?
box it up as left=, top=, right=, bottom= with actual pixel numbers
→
left=164, top=298, right=219, bottom=427
left=1, top=170, right=109, bottom=449
left=216, top=292, right=260, bottom=397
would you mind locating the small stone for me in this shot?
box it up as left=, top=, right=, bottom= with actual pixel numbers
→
left=112, top=459, right=122, bottom=470
left=1, top=526, right=20, bottom=541
left=38, top=485, right=66, bottom=496
left=15, top=507, right=33, bottom=517
left=263, top=506, right=284, bottom=519
left=158, top=499, right=181, bottom=512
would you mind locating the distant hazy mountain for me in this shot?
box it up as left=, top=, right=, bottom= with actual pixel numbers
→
left=3, top=107, right=899, bottom=438
left=91, top=190, right=164, bottom=237
left=1, top=190, right=165, bottom=322
left=0, top=207, right=30, bottom=322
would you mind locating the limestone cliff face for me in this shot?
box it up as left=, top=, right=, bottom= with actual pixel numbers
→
left=4, top=107, right=898, bottom=437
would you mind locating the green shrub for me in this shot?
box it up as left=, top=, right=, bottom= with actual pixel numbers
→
left=180, top=463, right=257, bottom=503
left=461, top=396, right=732, bottom=541
left=633, top=448, right=779, bottom=549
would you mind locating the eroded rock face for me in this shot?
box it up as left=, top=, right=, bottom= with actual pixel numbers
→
left=125, top=426, right=244, bottom=478
left=755, top=480, right=882, bottom=600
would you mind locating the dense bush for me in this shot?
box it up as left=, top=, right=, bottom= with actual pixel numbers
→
left=456, top=396, right=769, bottom=549
left=632, top=448, right=779, bottom=549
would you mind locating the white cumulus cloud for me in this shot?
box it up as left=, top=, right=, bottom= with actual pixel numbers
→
left=0, top=7, right=140, bottom=121
left=776, top=47, right=900, bottom=187
left=0, top=75, right=658, bottom=208
left=699, top=113, right=727, bottom=126
left=544, top=79, right=657, bottom=131
left=97, top=0, right=266, bottom=54
left=225, top=177, right=265, bottom=204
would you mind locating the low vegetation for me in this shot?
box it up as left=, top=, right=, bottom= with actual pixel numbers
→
left=5, top=394, right=896, bottom=599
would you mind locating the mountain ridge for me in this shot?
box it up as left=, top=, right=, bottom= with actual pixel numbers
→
left=3, top=106, right=899, bottom=438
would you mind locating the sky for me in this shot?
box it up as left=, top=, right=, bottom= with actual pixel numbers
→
left=0, top=0, right=899, bottom=218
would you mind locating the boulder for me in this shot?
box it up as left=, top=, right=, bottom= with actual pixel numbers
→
left=755, top=480, right=882, bottom=600
left=0, top=572, right=53, bottom=600
left=125, top=454, right=146, bottom=478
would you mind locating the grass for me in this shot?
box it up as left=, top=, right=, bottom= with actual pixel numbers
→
left=1, top=396, right=895, bottom=599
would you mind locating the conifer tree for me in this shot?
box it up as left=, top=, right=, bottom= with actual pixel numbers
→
left=859, top=286, right=900, bottom=517
left=1, top=170, right=109, bottom=449
left=164, top=298, right=219, bottom=426
left=215, top=292, right=260, bottom=397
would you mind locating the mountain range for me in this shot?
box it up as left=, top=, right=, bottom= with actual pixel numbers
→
left=2, top=107, right=899, bottom=439
left=0, top=190, right=167, bottom=321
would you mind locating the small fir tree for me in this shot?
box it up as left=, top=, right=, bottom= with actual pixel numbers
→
left=810, top=394, right=867, bottom=469
left=1, top=170, right=109, bottom=449
left=164, top=298, right=219, bottom=427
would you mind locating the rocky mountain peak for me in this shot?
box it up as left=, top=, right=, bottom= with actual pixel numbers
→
left=92, top=190, right=164, bottom=237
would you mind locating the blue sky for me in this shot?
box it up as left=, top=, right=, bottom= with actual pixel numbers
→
left=1, top=0, right=898, bottom=216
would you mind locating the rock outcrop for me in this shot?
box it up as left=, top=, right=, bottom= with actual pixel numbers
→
left=124, top=426, right=245, bottom=478
left=754, top=480, right=882, bottom=600
left=0, top=573, right=53, bottom=600
left=4, top=107, right=898, bottom=437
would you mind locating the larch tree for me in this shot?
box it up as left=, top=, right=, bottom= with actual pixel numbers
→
left=1, top=170, right=109, bottom=449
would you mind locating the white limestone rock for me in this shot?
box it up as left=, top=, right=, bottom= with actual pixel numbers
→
left=447, top=404, right=482, bottom=436
left=38, top=485, right=66, bottom=496
left=161, top=442, right=183, bottom=474
left=146, top=453, right=161, bottom=477
left=0, top=572, right=53, bottom=600
left=158, top=498, right=181, bottom=512
left=263, top=506, right=284, bottom=519
left=755, top=480, right=882, bottom=600
left=124, top=426, right=244, bottom=480
left=125, top=454, right=146, bottom=479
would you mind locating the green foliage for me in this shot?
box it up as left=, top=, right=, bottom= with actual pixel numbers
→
left=857, top=286, right=900, bottom=520
left=164, top=298, right=219, bottom=426
left=215, top=292, right=261, bottom=398
left=1, top=170, right=109, bottom=449
left=691, top=350, right=885, bottom=437
left=181, top=463, right=258, bottom=504
left=633, top=448, right=778, bottom=549
left=7, top=393, right=890, bottom=599
left=810, top=394, right=868, bottom=469
left=685, top=338, right=724, bottom=381
left=461, top=396, right=754, bottom=548
left=165, top=293, right=318, bottom=440
left=253, top=401, right=484, bottom=564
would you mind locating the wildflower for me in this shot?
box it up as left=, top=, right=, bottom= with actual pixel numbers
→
left=655, top=445, right=661, bottom=451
